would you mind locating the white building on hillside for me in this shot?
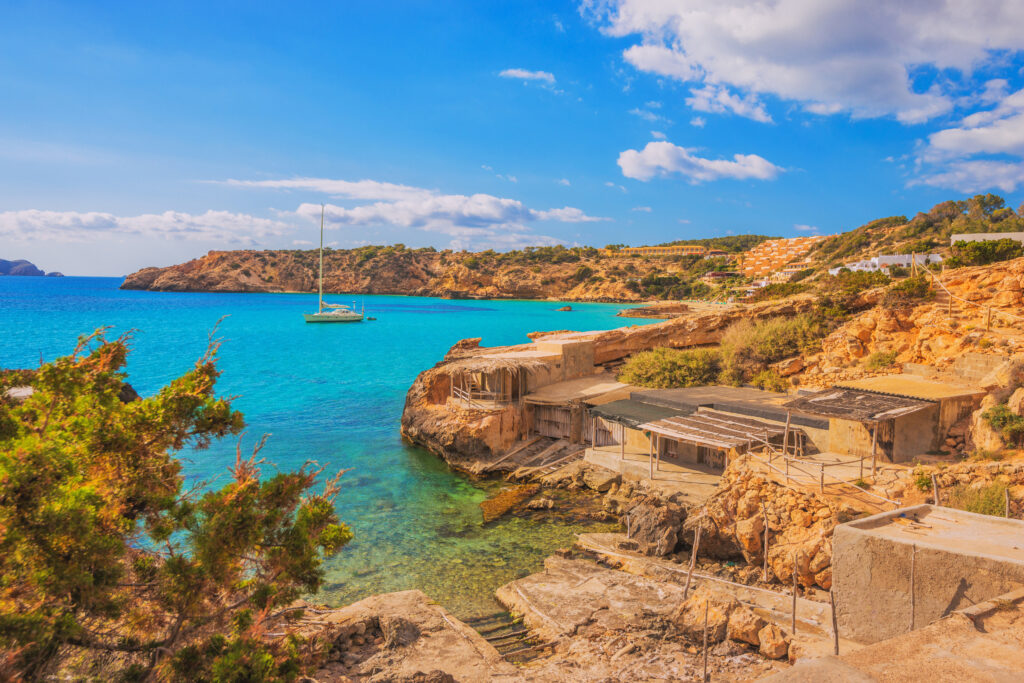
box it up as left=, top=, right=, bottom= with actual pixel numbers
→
left=828, top=253, right=942, bottom=276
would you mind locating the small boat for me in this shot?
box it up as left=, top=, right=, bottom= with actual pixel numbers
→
left=304, top=205, right=365, bottom=323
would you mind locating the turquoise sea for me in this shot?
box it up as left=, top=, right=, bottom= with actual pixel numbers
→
left=0, top=276, right=656, bottom=618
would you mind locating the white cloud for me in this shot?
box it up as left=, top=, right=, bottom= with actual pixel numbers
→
left=269, top=178, right=608, bottom=250
left=650, top=130, right=667, bottom=139
left=794, top=224, right=819, bottom=232
left=686, top=85, right=771, bottom=123
left=677, top=218, right=691, bottom=224
left=618, top=141, right=783, bottom=183
left=221, top=177, right=431, bottom=202
left=605, top=181, right=628, bottom=192
left=292, top=239, right=313, bottom=245
left=557, top=178, right=571, bottom=186
left=628, top=107, right=666, bottom=123
left=585, top=0, right=1024, bottom=124
left=0, top=209, right=291, bottom=244
left=499, top=68, right=556, bottom=84
left=632, top=206, right=652, bottom=212
left=689, top=117, right=706, bottom=128
left=915, top=87, right=1024, bottom=191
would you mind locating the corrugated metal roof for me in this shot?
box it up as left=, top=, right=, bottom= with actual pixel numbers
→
left=640, top=408, right=789, bottom=450
left=783, top=387, right=935, bottom=421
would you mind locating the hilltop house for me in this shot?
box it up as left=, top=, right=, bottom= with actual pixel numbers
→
left=827, top=253, right=942, bottom=276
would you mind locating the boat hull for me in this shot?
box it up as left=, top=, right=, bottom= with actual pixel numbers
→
left=303, top=312, right=364, bottom=323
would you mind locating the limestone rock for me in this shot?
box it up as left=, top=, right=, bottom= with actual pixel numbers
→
left=968, top=405, right=1005, bottom=453
left=1008, top=388, right=1024, bottom=416
left=583, top=468, right=621, bottom=493
left=671, top=585, right=740, bottom=643
left=726, top=606, right=766, bottom=646
left=758, top=623, right=789, bottom=659
left=625, top=498, right=686, bottom=556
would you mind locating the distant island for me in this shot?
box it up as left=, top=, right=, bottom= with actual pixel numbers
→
left=0, top=259, right=63, bottom=277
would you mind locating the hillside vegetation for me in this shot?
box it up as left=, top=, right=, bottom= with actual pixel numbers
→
left=123, top=194, right=1024, bottom=301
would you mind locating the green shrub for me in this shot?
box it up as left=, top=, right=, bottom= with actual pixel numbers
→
left=984, top=404, right=1024, bottom=445
left=571, top=265, right=595, bottom=282
left=883, top=274, right=931, bottom=305
left=866, top=350, right=899, bottom=370
left=617, top=348, right=721, bottom=388
left=751, top=369, right=789, bottom=392
left=947, top=239, right=1024, bottom=267
left=914, top=472, right=932, bottom=492
left=944, top=481, right=1008, bottom=517
left=462, top=256, right=480, bottom=270
left=718, top=314, right=833, bottom=384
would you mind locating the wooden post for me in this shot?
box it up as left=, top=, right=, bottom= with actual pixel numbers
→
left=649, top=435, right=655, bottom=480
left=785, top=457, right=790, bottom=483
left=791, top=553, right=799, bottom=635
left=702, top=602, right=710, bottom=683
left=819, top=463, right=825, bottom=493
left=684, top=525, right=702, bottom=600
left=987, top=306, right=992, bottom=331
left=762, top=502, right=770, bottom=582
left=910, top=545, right=917, bottom=631
left=656, top=435, right=661, bottom=472
left=620, top=424, right=625, bottom=462
left=859, top=450, right=864, bottom=480
left=782, top=410, right=792, bottom=459
left=830, top=590, right=840, bottom=656
left=931, top=474, right=940, bottom=506
left=870, top=422, right=879, bottom=477
left=1006, top=488, right=1011, bottom=518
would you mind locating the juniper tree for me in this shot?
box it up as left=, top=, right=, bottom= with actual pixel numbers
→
left=0, top=330, right=352, bottom=681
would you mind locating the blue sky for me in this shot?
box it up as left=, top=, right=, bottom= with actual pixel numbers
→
left=2, top=0, right=1024, bottom=275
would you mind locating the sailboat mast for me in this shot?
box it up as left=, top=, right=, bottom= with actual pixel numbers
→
left=318, top=204, right=324, bottom=314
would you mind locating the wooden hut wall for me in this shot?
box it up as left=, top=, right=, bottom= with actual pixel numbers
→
left=533, top=405, right=573, bottom=439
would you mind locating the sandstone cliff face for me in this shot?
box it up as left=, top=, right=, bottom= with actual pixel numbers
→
left=121, top=247, right=697, bottom=301
left=798, top=258, right=1024, bottom=388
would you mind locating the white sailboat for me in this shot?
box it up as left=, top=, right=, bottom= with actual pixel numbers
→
left=304, top=205, right=364, bottom=323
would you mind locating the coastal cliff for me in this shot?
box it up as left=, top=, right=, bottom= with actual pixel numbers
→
left=121, top=246, right=718, bottom=301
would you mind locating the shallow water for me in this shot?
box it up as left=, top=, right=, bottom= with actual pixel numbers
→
left=0, top=277, right=655, bottom=617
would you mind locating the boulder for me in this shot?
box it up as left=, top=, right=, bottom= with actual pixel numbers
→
left=671, top=585, right=740, bottom=643
left=726, top=606, right=766, bottom=646
left=968, top=403, right=1005, bottom=453
left=757, top=623, right=789, bottom=660
left=625, top=498, right=685, bottom=556
left=582, top=467, right=620, bottom=493
left=1009, top=388, right=1024, bottom=417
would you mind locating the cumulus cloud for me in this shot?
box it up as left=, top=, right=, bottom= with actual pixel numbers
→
left=628, top=107, right=667, bottom=123
left=689, top=117, right=705, bottom=128
left=915, top=87, right=1024, bottom=192
left=499, top=68, right=556, bottom=84
left=0, top=209, right=291, bottom=243
left=618, top=141, right=783, bottom=183
left=557, top=178, right=571, bottom=186
left=794, top=224, right=819, bottom=232
left=584, top=0, right=1024, bottom=123
left=686, top=85, right=772, bottom=123
left=650, top=130, right=667, bottom=139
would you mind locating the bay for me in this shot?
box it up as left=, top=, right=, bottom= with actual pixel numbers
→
left=0, top=276, right=656, bottom=617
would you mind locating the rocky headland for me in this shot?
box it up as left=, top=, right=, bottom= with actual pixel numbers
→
left=120, top=246, right=676, bottom=301
left=0, top=258, right=62, bottom=277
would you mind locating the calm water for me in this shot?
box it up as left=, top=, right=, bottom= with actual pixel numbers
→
left=0, top=276, right=654, bottom=617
